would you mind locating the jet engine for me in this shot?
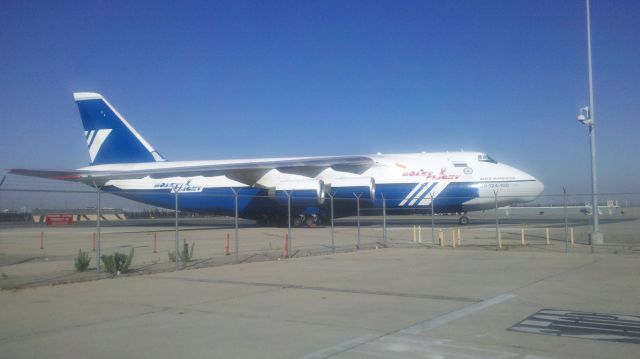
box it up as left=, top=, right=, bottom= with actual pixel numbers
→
left=270, top=179, right=326, bottom=206
left=327, top=177, right=375, bottom=200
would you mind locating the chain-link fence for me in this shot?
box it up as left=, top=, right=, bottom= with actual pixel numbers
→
left=1, top=184, right=638, bottom=289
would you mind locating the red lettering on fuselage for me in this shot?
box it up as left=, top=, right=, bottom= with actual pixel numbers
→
left=402, top=167, right=460, bottom=180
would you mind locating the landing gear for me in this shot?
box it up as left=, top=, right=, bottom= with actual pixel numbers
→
left=458, top=215, right=469, bottom=225
left=295, top=213, right=320, bottom=227
left=305, top=214, right=319, bottom=226
left=256, top=213, right=321, bottom=227
left=293, top=215, right=304, bottom=227
left=282, top=214, right=321, bottom=227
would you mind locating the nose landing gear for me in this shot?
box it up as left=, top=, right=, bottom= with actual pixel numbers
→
left=458, top=215, right=469, bottom=225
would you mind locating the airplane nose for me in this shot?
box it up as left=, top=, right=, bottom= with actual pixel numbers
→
left=533, top=178, right=544, bottom=196
left=515, top=177, right=544, bottom=203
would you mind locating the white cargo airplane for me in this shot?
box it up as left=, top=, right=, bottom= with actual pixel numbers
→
left=10, top=93, right=544, bottom=225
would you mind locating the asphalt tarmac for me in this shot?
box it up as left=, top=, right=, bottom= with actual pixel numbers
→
left=1, top=247, right=638, bottom=358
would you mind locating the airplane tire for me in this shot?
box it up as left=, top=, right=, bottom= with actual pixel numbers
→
left=458, top=216, right=469, bottom=225
left=305, top=215, right=316, bottom=227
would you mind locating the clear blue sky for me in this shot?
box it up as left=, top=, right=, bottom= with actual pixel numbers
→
left=1, top=0, right=639, bottom=199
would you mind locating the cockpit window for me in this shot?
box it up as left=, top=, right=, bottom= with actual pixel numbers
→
left=477, top=155, right=497, bottom=164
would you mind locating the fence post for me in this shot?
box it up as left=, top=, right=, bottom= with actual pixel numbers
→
left=430, top=194, right=436, bottom=247
left=382, top=193, right=387, bottom=246
left=330, top=193, right=335, bottom=253
left=286, top=191, right=292, bottom=258
left=413, top=225, right=416, bottom=243
left=232, top=188, right=239, bottom=262
left=153, top=232, right=157, bottom=253
left=457, top=228, right=461, bottom=246
left=175, top=189, right=180, bottom=270
left=40, top=231, right=44, bottom=250
left=354, top=193, right=361, bottom=249
left=93, top=182, right=103, bottom=276
left=418, top=225, right=422, bottom=243
left=563, top=186, right=569, bottom=253
left=521, top=225, right=525, bottom=246
left=494, top=190, right=501, bottom=249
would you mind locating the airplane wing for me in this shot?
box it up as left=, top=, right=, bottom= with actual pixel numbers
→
left=8, top=93, right=376, bottom=188
left=8, top=169, right=86, bottom=181
left=9, top=156, right=375, bottom=186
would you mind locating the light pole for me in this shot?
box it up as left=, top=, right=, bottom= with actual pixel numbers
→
left=577, top=0, right=603, bottom=245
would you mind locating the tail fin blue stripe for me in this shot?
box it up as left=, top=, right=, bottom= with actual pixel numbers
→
left=74, top=93, right=165, bottom=165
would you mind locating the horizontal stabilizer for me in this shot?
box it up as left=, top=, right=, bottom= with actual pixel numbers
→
left=8, top=169, right=85, bottom=181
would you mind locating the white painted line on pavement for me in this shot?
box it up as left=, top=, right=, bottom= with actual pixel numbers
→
left=401, top=293, right=516, bottom=335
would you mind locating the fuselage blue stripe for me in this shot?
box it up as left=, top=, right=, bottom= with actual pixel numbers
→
left=412, top=182, right=438, bottom=207
left=404, top=182, right=430, bottom=207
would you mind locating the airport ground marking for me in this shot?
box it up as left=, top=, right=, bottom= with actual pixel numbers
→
left=400, top=293, right=516, bottom=335
left=509, top=309, right=640, bottom=344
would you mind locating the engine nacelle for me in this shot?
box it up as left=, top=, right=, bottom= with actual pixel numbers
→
left=327, top=177, right=375, bottom=200
left=271, top=179, right=326, bottom=206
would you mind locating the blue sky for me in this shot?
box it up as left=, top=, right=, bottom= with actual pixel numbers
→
left=1, top=0, right=639, bottom=201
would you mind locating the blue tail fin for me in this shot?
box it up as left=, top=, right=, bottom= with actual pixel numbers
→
left=74, top=92, right=165, bottom=165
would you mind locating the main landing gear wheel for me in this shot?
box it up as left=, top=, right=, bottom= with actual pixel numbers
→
left=293, top=215, right=304, bottom=227
left=305, top=215, right=318, bottom=227
left=458, top=215, right=469, bottom=225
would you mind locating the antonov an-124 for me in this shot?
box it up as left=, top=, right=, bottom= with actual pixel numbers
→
left=10, top=93, right=544, bottom=226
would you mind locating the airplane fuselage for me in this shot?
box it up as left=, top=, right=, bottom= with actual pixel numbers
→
left=93, top=152, right=544, bottom=222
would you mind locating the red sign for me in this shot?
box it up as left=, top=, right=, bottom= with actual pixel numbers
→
left=45, top=214, right=74, bottom=225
